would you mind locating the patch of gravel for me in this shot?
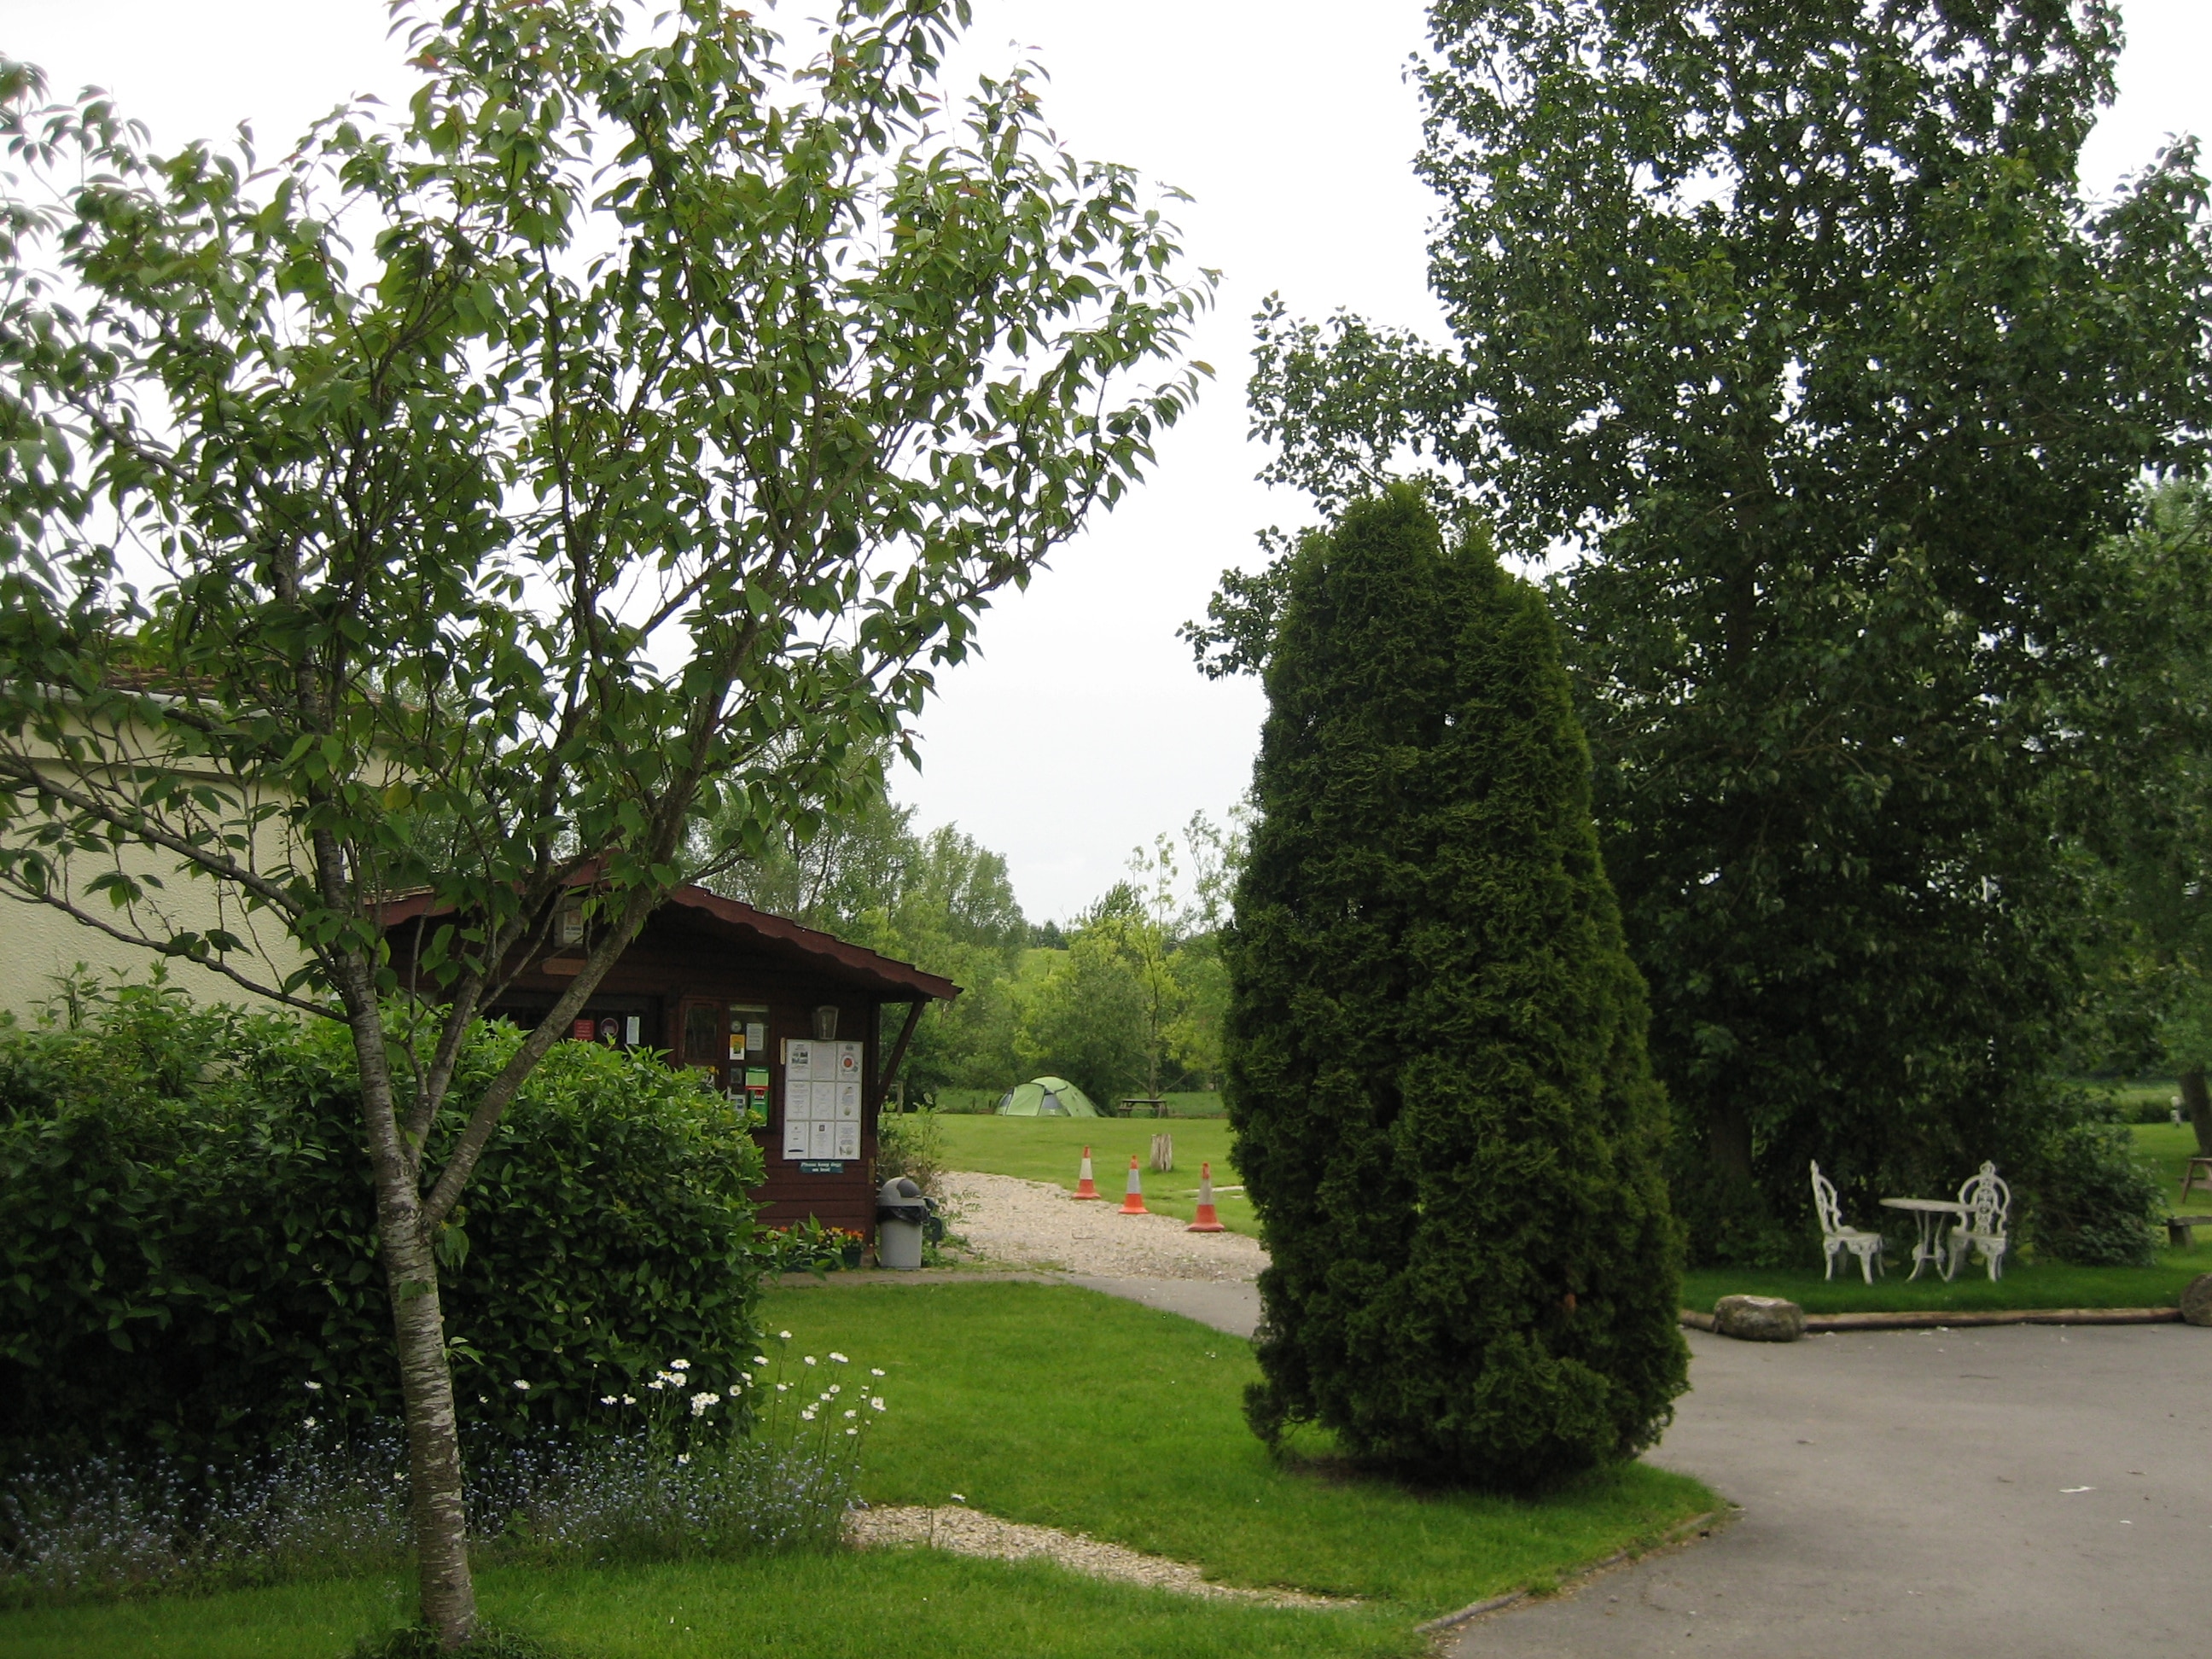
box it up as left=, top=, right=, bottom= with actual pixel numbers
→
left=939, top=1171, right=1270, bottom=1283
left=843, top=1505, right=1347, bottom=1607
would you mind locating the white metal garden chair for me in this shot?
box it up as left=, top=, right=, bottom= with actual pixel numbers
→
left=1946, top=1161, right=2011, bottom=1281
left=1810, top=1161, right=1886, bottom=1284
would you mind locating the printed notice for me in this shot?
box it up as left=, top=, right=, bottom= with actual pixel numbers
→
left=833, top=1121, right=860, bottom=1160
left=835, top=1080, right=861, bottom=1121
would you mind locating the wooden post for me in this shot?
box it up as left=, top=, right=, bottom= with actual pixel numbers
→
left=875, top=998, right=925, bottom=1113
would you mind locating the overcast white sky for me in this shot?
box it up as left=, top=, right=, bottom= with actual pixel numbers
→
left=5, top=1, right=2207, bottom=923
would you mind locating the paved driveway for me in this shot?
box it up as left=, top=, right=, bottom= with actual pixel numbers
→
left=1067, top=1276, right=2210, bottom=1656
left=1461, top=1324, right=2210, bottom=1658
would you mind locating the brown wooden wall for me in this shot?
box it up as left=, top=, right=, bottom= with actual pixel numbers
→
left=396, top=907, right=901, bottom=1241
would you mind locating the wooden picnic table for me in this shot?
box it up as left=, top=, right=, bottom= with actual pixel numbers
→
left=1118, top=1096, right=1167, bottom=1118
left=1880, top=1196, right=1972, bottom=1282
left=2180, top=1155, right=2212, bottom=1201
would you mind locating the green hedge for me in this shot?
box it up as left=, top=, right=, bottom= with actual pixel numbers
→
left=2029, top=1121, right=2163, bottom=1267
left=0, top=982, right=765, bottom=1462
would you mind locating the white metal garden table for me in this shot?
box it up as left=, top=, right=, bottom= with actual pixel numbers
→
left=1879, top=1196, right=1972, bottom=1282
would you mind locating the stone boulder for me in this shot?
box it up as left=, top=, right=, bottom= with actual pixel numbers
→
left=1712, top=1294, right=1806, bottom=1342
left=2181, top=1274, right=2212, bottom=1329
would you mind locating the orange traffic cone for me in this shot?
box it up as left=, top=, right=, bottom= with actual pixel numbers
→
left=1187, top=1162, right=1225, bottom=1232
left=1073, top=1146, right=1102, bottom=1201
left=1118, top=1155, right=1149, bottom=1214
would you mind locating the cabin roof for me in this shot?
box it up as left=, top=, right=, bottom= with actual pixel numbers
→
left=375, top=881, right=958, bottom=1003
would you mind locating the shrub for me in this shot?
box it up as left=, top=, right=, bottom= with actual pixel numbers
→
left=0, top=980, right=765, bottom=1463
left=876, top=1108, right=945, bottom=1196
left=1225, top=487, right=1687, bottom=1490
left=2029, top=1123, right=2163, bottom=1267
left=756, top=1220, right=868, bottom=1274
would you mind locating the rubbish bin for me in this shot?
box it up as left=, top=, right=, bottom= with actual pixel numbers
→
left=876, top=1176, right=930, bottom=1271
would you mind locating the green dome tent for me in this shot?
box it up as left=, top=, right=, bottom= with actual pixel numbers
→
left=996, top=1076, right=1100, bottom=1117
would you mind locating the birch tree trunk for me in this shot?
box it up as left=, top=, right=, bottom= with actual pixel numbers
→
left=341, top=971, right=477, bottom=1644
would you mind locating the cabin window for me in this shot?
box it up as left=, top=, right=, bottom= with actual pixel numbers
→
left=682, top=1002, right=723, bottom=1068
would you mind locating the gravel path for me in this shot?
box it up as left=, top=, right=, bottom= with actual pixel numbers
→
left=843, top=1504, right=1344, bottom=1607
left=940, top=1171, right=1270, bottom=1283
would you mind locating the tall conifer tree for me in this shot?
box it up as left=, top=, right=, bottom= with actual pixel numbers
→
left=1226, top=487, right=1685, bottom=1487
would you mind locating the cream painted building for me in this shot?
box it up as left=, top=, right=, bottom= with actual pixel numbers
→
left=2, top=711, right=311, bottom=1019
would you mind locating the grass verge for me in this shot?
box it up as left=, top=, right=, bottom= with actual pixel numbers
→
left=933, top=1116, right=1259, bottom=1236
left=0, top=1551, right=1424, bottom=1659
left=1683, top=1248, right=2207, bottom=1316
left=765, top=1280, right=1714, bottom=1615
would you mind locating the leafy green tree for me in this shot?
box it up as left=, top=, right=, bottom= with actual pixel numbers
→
left=1079, top=846, right=1190, bottom=1099
left=0, top=3, right=1208, bottom=1639
left=1163, top=810, right=1244, bottom=1090
left=2078, top=480, right=2212, bottom=1153
left=1016, top=925, right=1149, bottom=1108
left=1227, top=487, right=1683, bottom=1489
left=1164, top=933, right=1230, bottom=1090
left=1205, top=0, right=2212, bottom=1257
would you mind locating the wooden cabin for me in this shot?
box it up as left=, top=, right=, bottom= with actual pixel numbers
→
left=378, top=883, right=957, bottom=1243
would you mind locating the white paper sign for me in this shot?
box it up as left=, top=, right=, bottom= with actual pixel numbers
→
left=786, top=1039, right=816, bottom=1080
left=833, top=1121, right=860, bottom=1160
left=835, top=1041, right=863, bottom=1080
left=782, top=1113, right=808, bottom=1159
left=835, top=1080, right=860, bottom=1121
left=808, top=1119, right=835, bottom=1158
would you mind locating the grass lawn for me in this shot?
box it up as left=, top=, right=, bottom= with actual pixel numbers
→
left=2133, top=1121, right=2210, bottom=1209
left=933, top=1115, right=1258, bottom=1236
left=0, top=1550, right=1423, bottom=1659
left=767, top=1281, right=1714, bottom=1615
left=0, top=1281, right=1714, bottom=1659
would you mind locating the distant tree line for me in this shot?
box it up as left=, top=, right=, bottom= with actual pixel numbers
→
left=701, top=777, right=1239, bottom=1112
